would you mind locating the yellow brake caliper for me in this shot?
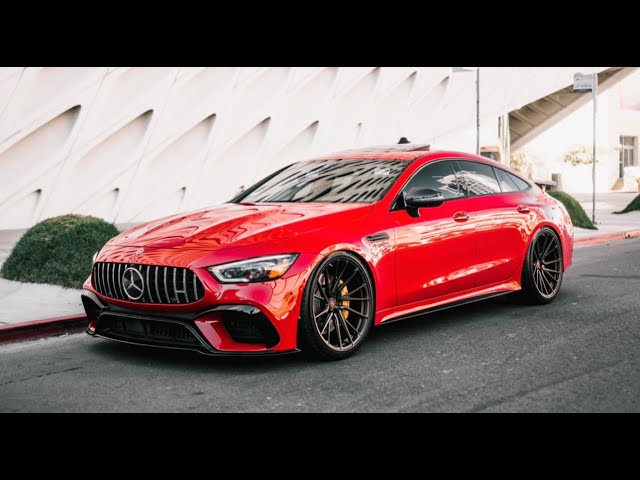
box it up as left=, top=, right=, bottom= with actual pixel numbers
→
left=339, top=281, right=349, bottom=320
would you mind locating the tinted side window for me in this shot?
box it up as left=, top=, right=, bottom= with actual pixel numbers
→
left=510, top=173, right=531, bottom=191
left=403, top=161, right=463, bottom=200
left=493, top=167, right=520, bottom=192
left=457, top=160, right=501, bottom=196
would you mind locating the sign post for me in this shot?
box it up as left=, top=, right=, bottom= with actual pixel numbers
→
left=573, top=72, right=598, bottom=224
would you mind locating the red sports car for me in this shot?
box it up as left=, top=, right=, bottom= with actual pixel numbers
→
left=82, top=144, right=573, bottom=360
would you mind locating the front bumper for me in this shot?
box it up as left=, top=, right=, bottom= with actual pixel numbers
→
left=83, top=290, right=298, bottom=356
left=81, top=259, right=310, bottom=355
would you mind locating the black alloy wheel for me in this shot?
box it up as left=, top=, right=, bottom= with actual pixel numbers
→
left=519, top=227, right=563, bottom=304
left=299, top=252, right=374, bottom=360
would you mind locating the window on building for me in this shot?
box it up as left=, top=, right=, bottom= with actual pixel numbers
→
left=620, top=136, right=637, bottom=178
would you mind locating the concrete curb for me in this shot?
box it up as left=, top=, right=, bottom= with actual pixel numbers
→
left=0, top=314, right=87, bottom=345
left=574, top=229, right=640, bottom=248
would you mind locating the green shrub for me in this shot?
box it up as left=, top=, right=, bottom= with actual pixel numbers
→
left=613, top=194, right=640, bottom=214
left=547, top=190, right=597, bottom=230
left=0, top=214, right=119, bottom=288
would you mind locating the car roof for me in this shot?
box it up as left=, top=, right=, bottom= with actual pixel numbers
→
left=332, top=143, right=432, bottom=155
left=316, top=143, right=432, bottom=162
left=307, top=145, right=527, bottom=179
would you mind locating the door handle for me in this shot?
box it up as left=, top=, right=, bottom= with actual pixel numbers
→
left=517, top=205, right=530, bottom=213
left=453, top=212, right=469, bottom=222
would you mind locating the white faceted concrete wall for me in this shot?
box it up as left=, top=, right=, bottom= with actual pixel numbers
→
left=0, top=67, right=603, bottom=228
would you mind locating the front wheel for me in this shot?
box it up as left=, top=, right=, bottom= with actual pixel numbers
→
left=299, top=252, right=375, bottom=360
left=519, top=227, right=563, bottom=304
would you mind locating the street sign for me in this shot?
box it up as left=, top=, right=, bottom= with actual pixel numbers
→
left=573, top=73, right=596, bottom=93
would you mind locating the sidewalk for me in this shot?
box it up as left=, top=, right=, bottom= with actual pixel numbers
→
left=0, top=193, right=639, bottom=327
left=0, top=229, right=84, bottom=326
left=570, top=191, right=640, bottom=240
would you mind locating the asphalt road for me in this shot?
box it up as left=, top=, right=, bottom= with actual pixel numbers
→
left=1, top=239, right=639, bottom=412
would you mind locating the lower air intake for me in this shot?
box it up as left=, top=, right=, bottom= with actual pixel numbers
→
left=96, top=313, right=205, bottom=350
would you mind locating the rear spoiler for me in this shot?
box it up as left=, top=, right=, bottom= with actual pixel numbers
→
left=532, top=179, right=557, bottom=191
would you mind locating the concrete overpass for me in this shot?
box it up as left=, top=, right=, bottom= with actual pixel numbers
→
left=509, top=67, right=639, bottom=151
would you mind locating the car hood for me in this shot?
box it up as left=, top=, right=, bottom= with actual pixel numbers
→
left=108, top=202, right=373, bottom=251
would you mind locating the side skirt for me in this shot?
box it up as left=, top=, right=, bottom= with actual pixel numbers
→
left=377, top=288, right=518, bottom=326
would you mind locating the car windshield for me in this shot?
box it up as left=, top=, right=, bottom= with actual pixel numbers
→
left=235, top=159, right=409, bottom=204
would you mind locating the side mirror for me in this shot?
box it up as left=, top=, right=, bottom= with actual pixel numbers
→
left=403, top=188, right=444, bottom=217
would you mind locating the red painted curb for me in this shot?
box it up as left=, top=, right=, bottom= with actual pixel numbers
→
left=575, top=229, right=640, bottom=248
left=0, top=314, right=87, bottom=345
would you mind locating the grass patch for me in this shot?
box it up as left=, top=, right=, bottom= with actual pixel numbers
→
left=0, top=214, right=119, bottom=288
left=613, top=194, right=640, bottom=214
left=547, top=190, right=597, bottom=230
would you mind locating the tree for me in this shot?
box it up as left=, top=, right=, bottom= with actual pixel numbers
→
left=510, top=150, right=531, bottom=176
left=562, top=146, right=593, bottom=166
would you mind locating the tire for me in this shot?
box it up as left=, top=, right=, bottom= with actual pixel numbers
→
left=299, top=251, right=375, bottom=360
left=518, top=227, right=564, bottom=305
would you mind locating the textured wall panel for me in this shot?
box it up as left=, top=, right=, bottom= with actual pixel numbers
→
left=0, top=66, right=607, bottom=228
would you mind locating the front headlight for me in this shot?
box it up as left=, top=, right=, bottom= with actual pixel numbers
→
left=208, top=254, right=299, bottom=284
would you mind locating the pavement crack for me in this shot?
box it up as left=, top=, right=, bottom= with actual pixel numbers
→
left=580, top=274, right=640, bottom=280
left=468, top=360, right=625, bottom=412
left=0, top=366, right=83, bottom=387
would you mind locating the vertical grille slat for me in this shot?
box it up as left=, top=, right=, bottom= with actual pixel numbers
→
left=93, top=264, right=101, bottom=292
left=164, top=267, right=170, bottom=304
left=98, top=263, right=104, bottom=293
left=113, top=263, right=119, bottom=299
left=112, top=263, right=117, bottom=298
left=111, top=263, right=117, bottom=299
left=193, top=274, right=198, bottom=301
left=117, top=263, right=124, bottom=300
left=101, top=263, right=107, bottom=296
left=93, top=262, right=204, bottom=305
left=107, top=263, right=112, bottom=298
left=172, top=268, right=178, bottom=304
left=183, top=269, right=189, bottom=303
left=146, top=265, right=154, bottom=303
left=137, top=265, right=145, bottom=303
left=109, top=263, right=114, bottom=297
left=105, top=263, right=112, bottom=297
left=154, top=266, right=162, bottom=304
left=121, top=263, right=128, bottom=300
left=100, top=264, right=104, bottom=293
left=103, top=263, right=108, bottom=296
left=111, top=263, right=115, bottom=298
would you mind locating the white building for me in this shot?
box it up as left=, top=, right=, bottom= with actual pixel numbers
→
left=518, top=68, right=640, bottom=193
left=0, top=66, right=632, bottom=230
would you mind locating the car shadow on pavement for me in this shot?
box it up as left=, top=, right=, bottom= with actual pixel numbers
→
left=88, top=338, right=309, bottom=372
left=87, top=293, right=558, bottom=371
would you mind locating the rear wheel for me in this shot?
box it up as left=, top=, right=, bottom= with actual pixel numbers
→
left=519, top=227, right=563, bottom=304
left=299, top=252, right=374, bottom=360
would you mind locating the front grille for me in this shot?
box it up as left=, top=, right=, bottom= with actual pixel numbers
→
left=92, top=262, right=205, bottom=304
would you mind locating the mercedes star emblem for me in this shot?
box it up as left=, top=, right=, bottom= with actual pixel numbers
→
left=136, top=248, right=144, bottom=255
left=122, top=267, right=145, bottom=300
